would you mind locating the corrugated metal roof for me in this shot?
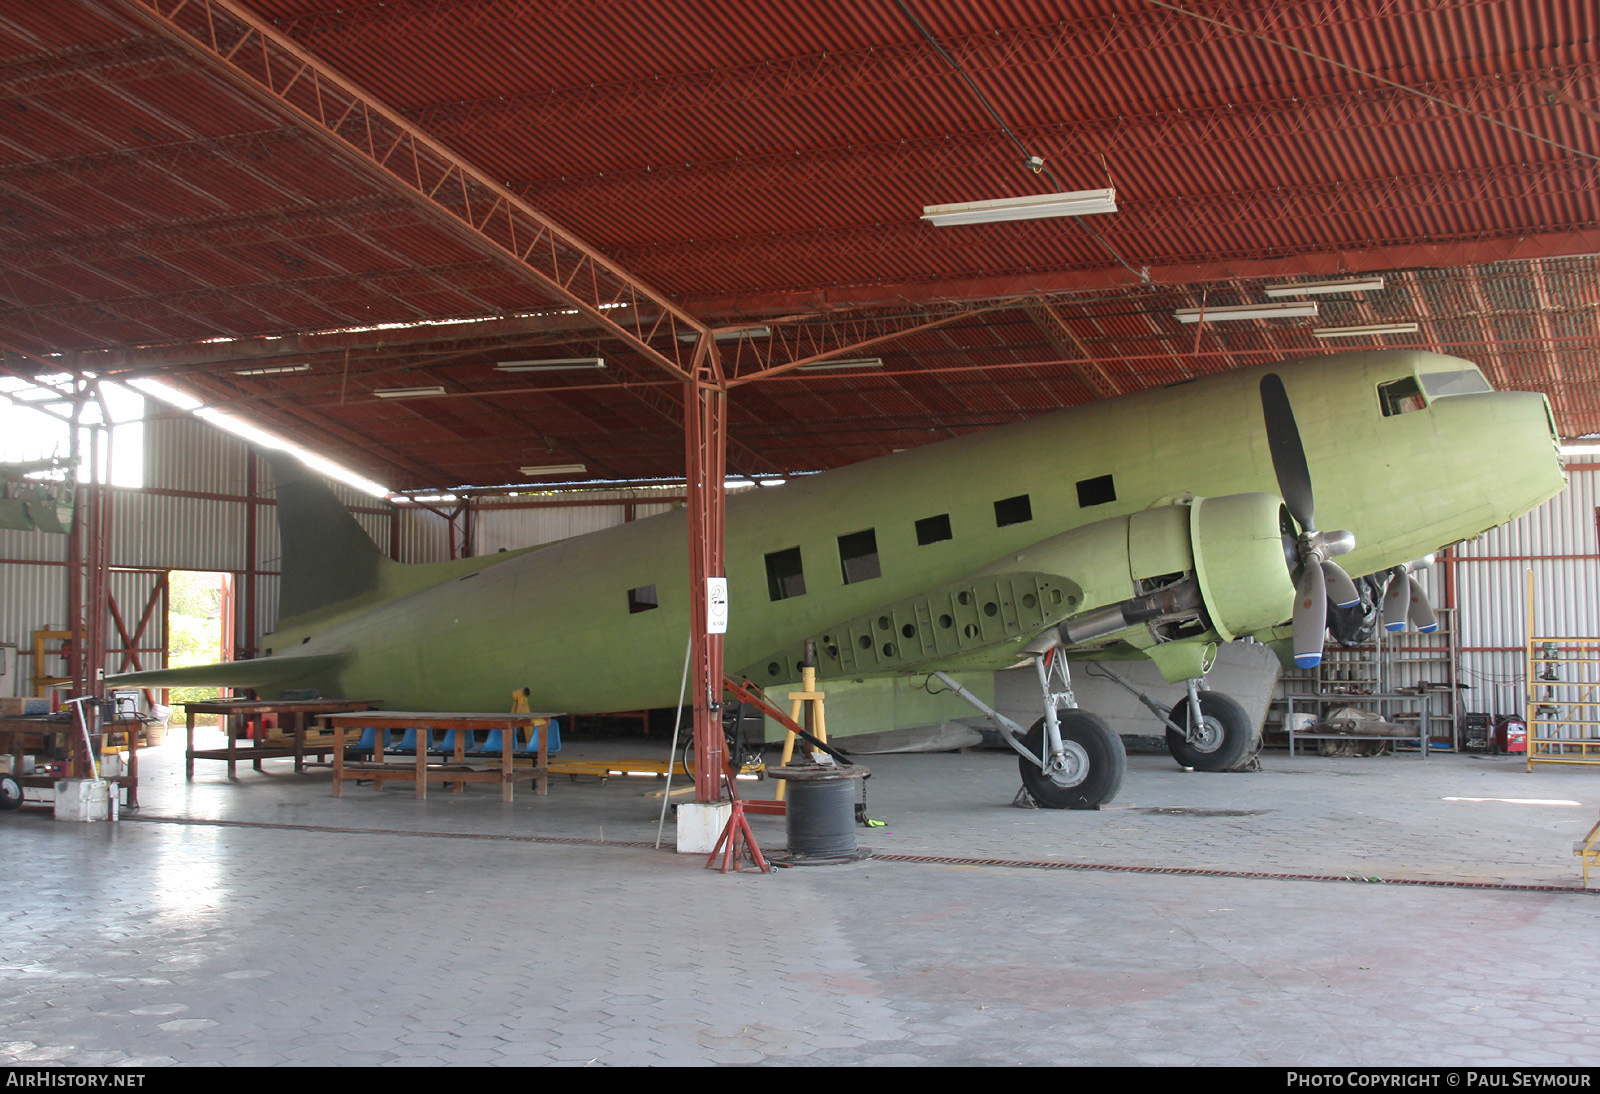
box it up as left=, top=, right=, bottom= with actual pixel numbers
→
left=0, top=0, right=1593, bottom=489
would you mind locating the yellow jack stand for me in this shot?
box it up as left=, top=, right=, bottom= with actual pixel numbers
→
left=776, top=660, right=827, bottom=802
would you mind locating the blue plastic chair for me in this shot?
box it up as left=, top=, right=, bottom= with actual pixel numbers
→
left=391, top=727, right=436, bottom=754
left=471, top=728, right=508, bottom=755
left=349, top=726, right=380, bottom=757
left=518, top=719, right=561, bottom=756
left=433, top=729, right=476, bottom=755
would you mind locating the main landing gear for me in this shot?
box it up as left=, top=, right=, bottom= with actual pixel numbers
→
left=1088, top=665, right=1258, bottom=772
left=933, top=652, right=1127, bottom=809
left=933, top=658, right=1259, bottom=809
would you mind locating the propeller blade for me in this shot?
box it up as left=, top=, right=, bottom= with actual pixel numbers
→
left=1407, top=574, right=1438, bottom=633
left=1382, top=568, right=1410, bottom=632
left=1292, top=563, right=1328, bottom=668
left=1260, top=374, right=1316, bottom=532
left=1322, top=560, right=1361, bottom=608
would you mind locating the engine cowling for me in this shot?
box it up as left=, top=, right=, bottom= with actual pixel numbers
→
left=1026, top=492, right=1297, bottom=655
left=1188, top=492, right=1298, bottom=641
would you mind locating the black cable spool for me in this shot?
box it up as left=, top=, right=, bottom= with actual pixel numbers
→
left=768, top=764, right=871, bottom=865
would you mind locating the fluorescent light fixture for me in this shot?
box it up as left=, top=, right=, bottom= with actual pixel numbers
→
left=495, top=357, right=606, bottom=373
left=233, top=363, right=312, bottom=376
left=921, top=187, right=1118, bottom=226
left=677, top=326, right=772, bottom=343
left=1174, top=302, right=1318, bottom=323
left=519, top=463, right=587, bottom=476
left=798, top=358, right=883, bottom=372
left=1559, top=436, right=1600, bottom=456
left=1263, top=277, right=1386, bottom=297
left=1312, top=323, right=1419, bottom=338
left=373, top=385, right=446, bottom=398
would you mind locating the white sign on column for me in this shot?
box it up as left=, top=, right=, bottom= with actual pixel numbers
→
left=707, top=577, right=729, bottom=634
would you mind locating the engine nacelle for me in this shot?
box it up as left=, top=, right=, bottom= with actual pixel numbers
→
left=1025, top=492, right=1296, bottom=654
left=1189, top=492, right=1298, bottom=641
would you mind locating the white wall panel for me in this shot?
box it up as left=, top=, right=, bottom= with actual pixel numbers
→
left=1, top=562, right=67, bottom=691
left=1450, top=467, right=1600, bottom=720
left=143, top=416, right=247, bottom=494
left=111, top=492, right=247, bottom=572
left=0, top=526, right=67, bottom=563
left=396, top=507, right=450, bottom=563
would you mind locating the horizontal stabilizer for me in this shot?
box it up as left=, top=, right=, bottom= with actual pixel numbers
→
left=108, top=651, right=349, bottom=693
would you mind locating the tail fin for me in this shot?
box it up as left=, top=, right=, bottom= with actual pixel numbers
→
left=265, top=452, right=387, bottom=624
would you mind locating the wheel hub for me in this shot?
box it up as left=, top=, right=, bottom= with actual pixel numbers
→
left=1045, top=739, right=1090, bottom=787
left=1187, top=715, right=1224, bottom=754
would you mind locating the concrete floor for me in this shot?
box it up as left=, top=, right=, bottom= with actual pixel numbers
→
left=4, top=729, right=1600, bottom=1067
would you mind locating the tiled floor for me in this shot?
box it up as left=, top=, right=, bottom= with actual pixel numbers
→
left=3, top=730, right=1598, bottom=1066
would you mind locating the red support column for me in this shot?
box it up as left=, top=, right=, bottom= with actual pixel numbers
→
left=243, top=448, right=258, bottom=659
left=684, top=345, right=728, bottom=803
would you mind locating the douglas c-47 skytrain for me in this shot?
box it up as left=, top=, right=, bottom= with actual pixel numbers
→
left=114, top=350, right=1566, bottom=809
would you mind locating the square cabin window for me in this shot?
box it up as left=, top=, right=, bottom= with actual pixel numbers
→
left=765, top=546, right=807, bottom=601
left=627, top=584, right=658, bottom=614
left=994, top=494, right=1032, bottom=528
left=838, top=529, right=881, bottom=584
left=916, top=513, right=952, bottom=545
left=1076, top=474, right=1116, bottom=507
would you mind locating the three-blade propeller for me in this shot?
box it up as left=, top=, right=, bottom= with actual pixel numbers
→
left=1260, top=375, right=1361, bottom=668
left=1382, top=557, right=1439, bottom=633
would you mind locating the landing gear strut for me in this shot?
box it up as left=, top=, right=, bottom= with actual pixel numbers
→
left=931, top=653, right=1126, bottom=809
left=1087, top=667, right=1258, bottom=772
left=1165, top=689, right=1255, bottom=771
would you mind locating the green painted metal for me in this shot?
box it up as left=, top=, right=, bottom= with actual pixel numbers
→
left=111, top=350, right=1566, bottom=719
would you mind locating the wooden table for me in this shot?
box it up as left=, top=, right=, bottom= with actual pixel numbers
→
left=323, top=711, right=555, bottom=801
left=0, top=712, right=141, bottom=808
left=184, top=698, right=379, bottom=779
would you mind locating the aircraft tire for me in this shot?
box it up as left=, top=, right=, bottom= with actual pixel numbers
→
left=1018, top=710, right=1126, bottom=809
left=1165, top=691, right=1256, bottom=771
left=0, top=774, right=23, bottom=811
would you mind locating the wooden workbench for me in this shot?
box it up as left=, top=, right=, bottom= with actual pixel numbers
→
left=183, top=697, right=379, bottom=779
left=323, top=710, right=555, bottom=801
left=0, top=712, right=141, bottom=808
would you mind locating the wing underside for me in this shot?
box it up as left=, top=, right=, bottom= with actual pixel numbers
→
left=108, top=651, right=350, bottom=693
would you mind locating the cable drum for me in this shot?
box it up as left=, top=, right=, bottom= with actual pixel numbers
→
left=768, top=765, right=871, bottom=865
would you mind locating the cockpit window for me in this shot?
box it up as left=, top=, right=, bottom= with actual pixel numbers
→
left=1378, top=376, right=1426, bottom=417
left=1418, top=369, right=1492, bottom=399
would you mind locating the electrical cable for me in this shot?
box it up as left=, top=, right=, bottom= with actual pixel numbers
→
left=1143, top=0, right=1600, bottom=164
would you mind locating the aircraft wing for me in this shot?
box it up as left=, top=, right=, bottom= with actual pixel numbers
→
left=108, top=651, right=351, bottom=693
left=740, top=493, right=1298, bottom=687
left=739, top=567, right=1087, bottom=685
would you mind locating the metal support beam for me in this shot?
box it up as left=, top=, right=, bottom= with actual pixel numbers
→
left=684, top=340, right=728, bottom=802
left=117, top=0, right=706, bottom=379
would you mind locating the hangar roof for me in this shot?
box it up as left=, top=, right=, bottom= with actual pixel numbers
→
left=0, top=0, right=1596, bottom=491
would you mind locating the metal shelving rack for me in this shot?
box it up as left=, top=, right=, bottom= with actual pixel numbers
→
left=1271, top=607, right=1460, bottom=751
left=1524, top=572, right=1600, bottom=769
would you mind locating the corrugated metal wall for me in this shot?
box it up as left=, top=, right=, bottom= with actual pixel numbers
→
left=1454, top=465, right=1600, bottom=720
left=472, top=487, right=683, bottom=553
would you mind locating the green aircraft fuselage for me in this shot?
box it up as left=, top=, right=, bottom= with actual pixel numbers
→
left=113, top=350, right=1564, bottom=714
